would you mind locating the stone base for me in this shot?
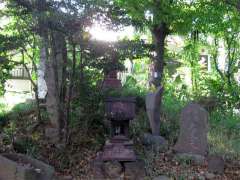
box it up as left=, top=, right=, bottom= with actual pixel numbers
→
left=0, top=153, right=55, bottom=180
left=91, top=158, right=146, bottom=180
left=124, top=160, right=146, bottom=180
left=92, top=134, right=145, bottom=179
left=142, top=133, right=168, bottom=152
left=102, top=136, right=136, bottom=162
left=174, top=153, right=206, bottom=166
left=102, top=78, right=122, bottom=90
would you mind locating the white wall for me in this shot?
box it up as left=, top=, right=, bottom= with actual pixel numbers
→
left=5, top=79, right=32, bottom=93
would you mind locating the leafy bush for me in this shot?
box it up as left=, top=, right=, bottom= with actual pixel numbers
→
left=130, top=109, right=150, bottom=138
left=208, top=108, right=240, bottom=159
left=160, top=90, right=186, bottom=144
left=0, top=102, right=8, bottom=127
left=10, top=102, right=36, bottom=114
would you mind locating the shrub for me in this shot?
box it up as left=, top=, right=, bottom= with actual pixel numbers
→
left=0, top=102, right=8, bottom=127
left=208, top=108, right=240, bottom=159
left=160, top=90, right=186, bottom=144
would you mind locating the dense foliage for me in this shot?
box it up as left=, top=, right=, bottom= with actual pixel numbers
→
left=1, top=0, right=240, bottom=178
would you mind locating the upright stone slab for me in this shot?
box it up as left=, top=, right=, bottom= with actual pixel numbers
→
left=146, top=86, right=164, bottom=135
left=174, top=103, right=208, bottom=156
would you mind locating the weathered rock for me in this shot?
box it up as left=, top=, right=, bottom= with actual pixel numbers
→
left=174, top=153, right=206, bottom=166
left=146, top=86, right=164, bottom=135
left=124, top=160, right=146, bottom=180
left=198, top=175, right=206, bottom=180
left=0, top=153, right=55, bottom=180
left=153, top=175, right=171, bottom=180
left=174, top=103, right=208, bottom=156
left=103, top=161, right=122, bottom=178
left=207, top=155, right=224, bottom=174
left=142, top=133, right=168, bottom=152
left=205, top=172, right=215, bottom=179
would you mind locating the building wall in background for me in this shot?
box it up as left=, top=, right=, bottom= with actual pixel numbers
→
left=5, top=79, right=32, bottom=93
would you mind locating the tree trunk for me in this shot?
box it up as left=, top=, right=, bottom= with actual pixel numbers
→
left=65, top=42, right=77, bottom=144
left=45, top=33, right=61, bottom=141
left=146, top=23, right=168, bottom=136
left=52, top=32, right=68, bottom=140
left=151, top=23, right=168, bottom=87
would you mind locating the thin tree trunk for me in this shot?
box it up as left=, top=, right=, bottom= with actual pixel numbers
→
left=65, top=42, right=77, bottom=144
left=212, top=38, right=224, bottom=79
left=59, top=35, right=68, bottom=141
left=21, top=49, right=42, bottom=123
left=79, top=47, right=84, bottom=84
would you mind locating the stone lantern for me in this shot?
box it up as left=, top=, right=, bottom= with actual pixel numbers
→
left=102, top=97, right=137, bottom=162
left=92, top=60, right=146, bottom=179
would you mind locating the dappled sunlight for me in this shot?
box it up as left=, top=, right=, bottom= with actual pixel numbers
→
left=89, top=23, right=134, bottom=42
left=1, top=92, right=33, bottom=110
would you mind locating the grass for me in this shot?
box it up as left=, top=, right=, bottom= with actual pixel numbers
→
left=208, top=109, right=240, bottom=160
left=11, top=102, right=35, bottom=113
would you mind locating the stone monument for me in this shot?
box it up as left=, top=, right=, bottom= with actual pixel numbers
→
left=146, top=86, right=164, bottom=135
left=174, top=103, right=208, bottom=163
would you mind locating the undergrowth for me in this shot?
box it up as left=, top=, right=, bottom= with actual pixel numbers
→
left=208, top=109, right=240, bottom=160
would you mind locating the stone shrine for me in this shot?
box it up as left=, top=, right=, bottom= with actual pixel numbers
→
left=92, top=69, right=146, bottom=179
left=102, top=97, right=136, bottom=162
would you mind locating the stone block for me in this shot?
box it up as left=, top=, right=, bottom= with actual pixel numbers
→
left=124, top=160, right=146, bottom=180
left=207, top=155, right=224, bottom=174
left=0, top=153, right=55, bottom=180
left=142, top=133, right=168, bottom=153
left=103, top=161, right=123, bottom=179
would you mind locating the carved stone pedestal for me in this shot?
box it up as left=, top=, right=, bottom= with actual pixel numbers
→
left=102, top=136, right=136, bottom=162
